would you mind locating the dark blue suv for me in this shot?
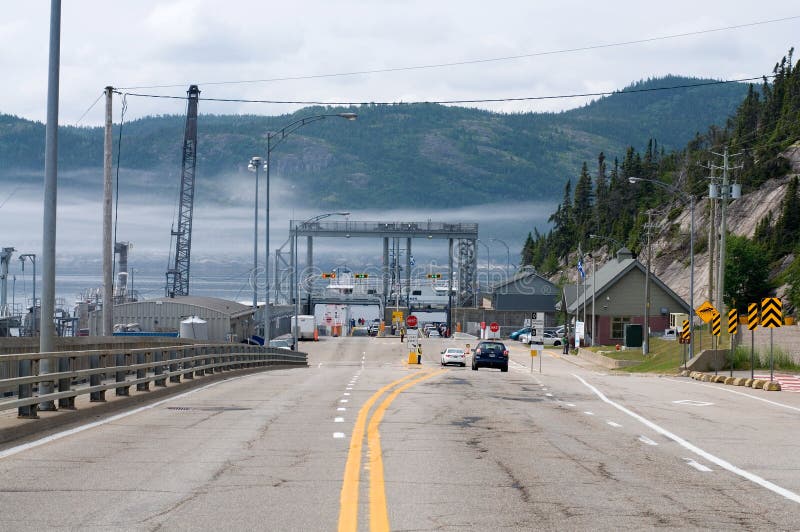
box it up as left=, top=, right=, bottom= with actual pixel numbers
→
left=471, top=341, right=509, bottom=372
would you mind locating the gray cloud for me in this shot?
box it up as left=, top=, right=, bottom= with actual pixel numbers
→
left=1, top=2, right=796, bottom=124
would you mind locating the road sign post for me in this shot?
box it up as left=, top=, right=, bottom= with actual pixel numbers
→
left=747, top=302, right=759, bottom=380
left=761, top=297, right=782, bottom=381
left=727, top=309, right=738, bottom=376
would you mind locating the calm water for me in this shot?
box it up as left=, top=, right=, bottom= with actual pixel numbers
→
left=9, top=271, right=257, bottom=313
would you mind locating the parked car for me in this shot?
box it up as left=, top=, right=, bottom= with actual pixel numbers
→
left=351, top=326, right=370, bottom=337
left=471, top=341, right=509, bottom=372
left=441, top=347, right=466, bottom=367
left=510, top=327, right=531, bottom=341
left=520, top=331, right=563, bottom=346
left=268, top=339, right=293, bottom=350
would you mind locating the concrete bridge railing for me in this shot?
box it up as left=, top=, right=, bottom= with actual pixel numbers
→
left=0, top=344, right=307, bottom=418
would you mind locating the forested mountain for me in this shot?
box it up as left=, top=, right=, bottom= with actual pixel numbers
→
left=0, top=76, right=747, bottom=208
left=522, top=49, right=800, bottom=312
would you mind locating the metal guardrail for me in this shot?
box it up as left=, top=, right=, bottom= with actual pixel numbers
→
left=0, top=344, right=307, bottom=418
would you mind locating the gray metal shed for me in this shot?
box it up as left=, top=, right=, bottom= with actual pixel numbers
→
left=89, top=296, right=257, bottom=342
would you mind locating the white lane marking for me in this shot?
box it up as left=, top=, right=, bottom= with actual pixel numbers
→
left=333, top=432, right=346, bottom=439
left=340, top=399, right=348, bottom=403
left=346, top=387, right=353, bottom=390
left=545, top=393, right=553, bottom=397
left=673, top=399, right=714, bottom=406
left=318, top=363, right=323, bottom=368
left=566, top=403, right=576, bottom=407
left=337, top=407, right=346, bottom=411
left=584, top=411, right=595, bottom=416
left=639, top=436, right=658, bottom=446
left=574, top=374, right=800, bottom=505
left=669, top=377, right=800, bottom=413
left=334, top=417, right=344, bottom=423
left=343, top=392, right=351, bottom=396
left=607, top=421, right=622, bottom=428
left=0, top=375, right=239, bottom=460
left=684, top=458, right=712, bottom=472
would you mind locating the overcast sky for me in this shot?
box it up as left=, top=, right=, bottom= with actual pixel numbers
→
left=2, top=1, right=798, bottom=126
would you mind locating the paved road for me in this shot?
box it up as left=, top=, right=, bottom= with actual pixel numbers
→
left=1, top=336, right=799, bottom=530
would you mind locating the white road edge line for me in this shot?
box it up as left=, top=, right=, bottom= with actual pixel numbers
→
left=0, top=375, right=241, bottom=460
left=573, top=373, right=800, bottom=505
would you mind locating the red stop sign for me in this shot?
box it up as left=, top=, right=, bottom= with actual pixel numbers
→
left=490, top=322, right=499, bottom=332
left=406, top=315, right=418, bottom=327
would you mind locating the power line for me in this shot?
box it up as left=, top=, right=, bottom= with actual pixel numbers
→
left=117, top=75, right=774, bottom=107
left=115, top=15, right=800, bottom=90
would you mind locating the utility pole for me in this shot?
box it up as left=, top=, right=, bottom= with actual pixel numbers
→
left=103, top=86, right=113, bottom=337
left=706, top=148, right=742, bottom=326
left=717, top=148, right=730, bottom=326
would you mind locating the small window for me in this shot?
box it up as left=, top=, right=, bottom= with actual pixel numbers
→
left=611, top=316, right=631, bottom=339
left=412, top=290, right=422, bottom=296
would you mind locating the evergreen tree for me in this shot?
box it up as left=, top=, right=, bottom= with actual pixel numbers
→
left=573, top=162, right=594, bottom=242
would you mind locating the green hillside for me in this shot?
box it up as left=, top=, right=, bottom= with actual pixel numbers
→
left=0, top=76, right=748, bottom=208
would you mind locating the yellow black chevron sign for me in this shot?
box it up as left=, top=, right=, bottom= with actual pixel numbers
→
left=727, top=309, right=738, bottom=335
left=711, top=311, right=721, bottom=337
left=761, top=298, right=782, bottom=328
left=681, top=319, right=690, bottom=342
left=747, top=303, right=759, bottom=330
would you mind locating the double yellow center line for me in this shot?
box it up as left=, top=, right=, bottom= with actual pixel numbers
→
left=338, top=369, right=446, bottom=532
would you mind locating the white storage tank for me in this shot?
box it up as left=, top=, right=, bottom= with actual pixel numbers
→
left=180, top=316, right=208, bottom=340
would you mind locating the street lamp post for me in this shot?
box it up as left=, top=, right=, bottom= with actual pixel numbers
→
left=263, top=112, right=356, bottom=345
left=293, top=212, right=350, bottom=350
left=247, top=157, right=265, bottom=330
left=629, top=177, right=695, bottom=359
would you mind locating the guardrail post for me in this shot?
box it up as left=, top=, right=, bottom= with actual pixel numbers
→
left=17, top=357, right=38, bottom=419
left=136, top=350, right=150, bottom=392
left=184, top=347, right=195, bottom=380
left=115, top=351, right=130, bottom=396
left=58, top=354, right=76, bottom=409
left=90, top=351, right=106, bottom=402
left=195, top=346, right=206, bottom=377
left=169, top=349, right=181, bottom=383
left=154, top=349, right=167, bottom=386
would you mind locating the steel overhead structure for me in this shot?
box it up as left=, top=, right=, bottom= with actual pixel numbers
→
left=288, top=219, right=479, bottom=315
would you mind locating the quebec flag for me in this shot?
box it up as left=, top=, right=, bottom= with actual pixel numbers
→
left=577, top=257, right=585, bottom=279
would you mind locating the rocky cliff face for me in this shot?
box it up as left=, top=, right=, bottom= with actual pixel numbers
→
left=655, top=143, right=800, bottom=307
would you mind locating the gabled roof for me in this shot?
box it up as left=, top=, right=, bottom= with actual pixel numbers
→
left=489, top=267, right=554, bottom=292
left=564, top=253, right=688, bottom=314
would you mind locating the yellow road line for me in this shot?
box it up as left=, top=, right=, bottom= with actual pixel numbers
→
left=367, top=370, right=446, bottom=532
left=338, top=371, right=421, bottom=532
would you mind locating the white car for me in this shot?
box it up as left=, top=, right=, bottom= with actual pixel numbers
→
left=427, top=330, right=441, bottom=338
left=440, top=347, right=466, bottom=367
left=521, top=331, right=563, bottom=347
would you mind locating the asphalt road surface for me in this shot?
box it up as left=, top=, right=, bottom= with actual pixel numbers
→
left=1, top=335, right=800, bottom=531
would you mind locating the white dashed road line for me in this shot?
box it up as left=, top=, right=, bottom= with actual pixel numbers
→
left=574, top=373, right=800, bottom=505
left=684, top=458, right=712, bottom=472
left=639, top=435, right=658, bottom=446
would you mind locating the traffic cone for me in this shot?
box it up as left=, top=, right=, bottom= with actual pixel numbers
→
left=314, top=327, right=319, bottom=341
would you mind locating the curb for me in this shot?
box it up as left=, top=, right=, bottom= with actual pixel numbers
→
left=686, top=371, right=781, bottom=391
